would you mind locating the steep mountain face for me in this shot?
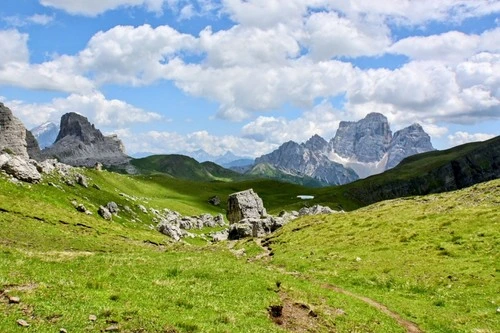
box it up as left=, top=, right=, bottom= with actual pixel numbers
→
left=255, top=139, right=359, bottom=186
left=42, top=112, right=129, bottom=167
left=31, top=122, right=59, bottom=149
left=0, top=103, right=41, bottom=160
left=329, top=113, right=392, bottom=163
left=386, top=124, right=434, bottom=169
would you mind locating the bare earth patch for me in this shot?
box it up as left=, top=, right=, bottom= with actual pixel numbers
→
left=268, top=292, right=328, bottom=332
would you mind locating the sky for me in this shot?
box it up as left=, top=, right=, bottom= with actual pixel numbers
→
left=0, top=0, right=499, bottom=158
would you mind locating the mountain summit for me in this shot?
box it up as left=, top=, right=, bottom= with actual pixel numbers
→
left=31, top=122, right=59, bottom=149
left=42, top=112, right=129, bottom=167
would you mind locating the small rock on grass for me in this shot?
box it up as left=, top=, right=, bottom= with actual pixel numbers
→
left=8, top=296, right=20, bottom=304
left=88, top=314, right=97, bottom=321
left=105, top=324, right=120, bottom=331
left=16, top=319, right=30, bottom=327
left=60, top=328, right=68, bottom=333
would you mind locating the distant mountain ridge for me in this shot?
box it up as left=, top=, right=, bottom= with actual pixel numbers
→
left=255, top=113, right=434, bottom=185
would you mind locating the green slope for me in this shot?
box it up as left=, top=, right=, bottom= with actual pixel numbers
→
left=268, top=179, right=500, bottom=333
left=0, top=167, right=407, bottom=332
left=130, top=154, right=244, bottom=182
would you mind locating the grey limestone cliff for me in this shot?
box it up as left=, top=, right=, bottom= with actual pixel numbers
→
left=0, top=103, right=41, bottom=160
left=386, top=124, right=434, bottom=169
left=42, top=112, right=130, bottom=167
left=329, top=112, right=392, bottom=163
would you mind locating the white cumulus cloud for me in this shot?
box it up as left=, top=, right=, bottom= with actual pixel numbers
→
left=448, top=131, right=496, bottom=146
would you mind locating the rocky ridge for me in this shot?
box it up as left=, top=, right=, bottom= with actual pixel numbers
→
left=255, top=137, right=359, bottom=186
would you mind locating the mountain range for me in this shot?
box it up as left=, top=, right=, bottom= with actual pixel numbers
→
left=252, top=113, right=434, bottom=185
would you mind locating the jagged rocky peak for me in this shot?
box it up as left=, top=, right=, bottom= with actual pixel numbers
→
left=0, top=102, right=41, bottom=160
left=42, top=112, right=129, bottom=167
left=56, top=112, right=105, bottom=144
left=303, top=134, right=328, bottom=151
left=330, top=112, right=392, bottom=162
left=386, top=123, right=434, bottom=169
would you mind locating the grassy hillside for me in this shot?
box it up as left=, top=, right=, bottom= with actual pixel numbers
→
left=268, top=179, right=500, bottom=333
left=130, top=154, right=245, bottom=182
left=0, top=167, right=410, bottom=332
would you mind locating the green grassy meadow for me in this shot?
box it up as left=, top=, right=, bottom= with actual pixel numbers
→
left=0, top=167, right=499, bottom=332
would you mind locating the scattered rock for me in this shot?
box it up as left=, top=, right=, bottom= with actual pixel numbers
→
left=76, top=204, right=92, bottom=215
left=98, top=206, right=112, bottom=220
left=65, top=178, right=76, bottom=187
left=138, top=205, right=148, bottom=214
left=227, top=189, right=267, bottom=224
left=60, top=328, right=68, bottom=333
left=298, top=205, right=335, bottom=216
left=94, top=162, right=103, bottom=171
left=8, top=296, right=20, bottom=304
left=211, top=229, right=229, bottom=242
left=157, top=223, right=188, bottom=242
left=106, top=202, right=119, bottom=215
left=208, top=195, right=221, bottom=206
left=75, top=173, right=88, bottom=188
left=16, top=319, right=30, bottom=327
left=89, top=314, right=97, bottom=321
left=105, top=325, right=120, bottom=332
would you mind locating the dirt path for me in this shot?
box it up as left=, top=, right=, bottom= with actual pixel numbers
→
left=250, top=238, right=423, bottom=333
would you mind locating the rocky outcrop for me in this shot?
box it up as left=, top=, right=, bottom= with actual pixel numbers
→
left=155, top=208, right=226, bottom=241
left=386, top=124, right=434, bottom=169
left=42, top=112, right=130, bottom=167
left=226, top=189, right=339, bottom=240
left=0, top=103, right=29, bottom=158
left=0, top=154, right=41, bottom=183
left=227, top=189, right=267, bottom=224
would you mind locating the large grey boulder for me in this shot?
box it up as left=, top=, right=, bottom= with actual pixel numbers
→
left=227, top=189, right=267, bottom=224
left=0, top=154, right=41, bottom=183
left=228, top=216, right=287, bottom=240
